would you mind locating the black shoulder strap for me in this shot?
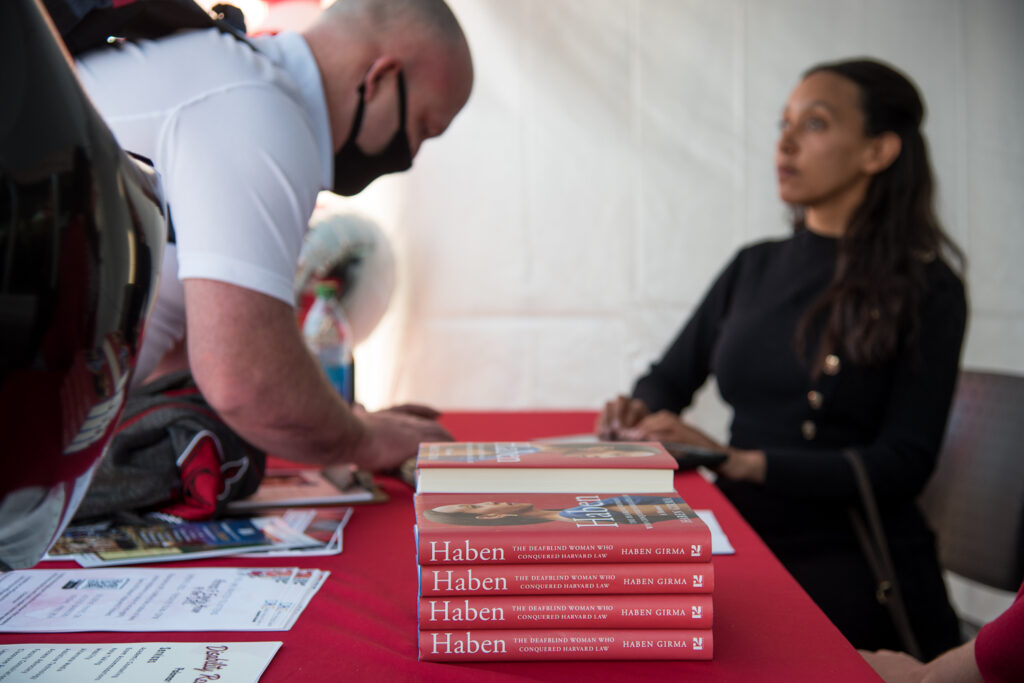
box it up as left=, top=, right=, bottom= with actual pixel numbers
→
left=842, top=448, right=923, bottom=659
left=43, top=0, right=251, bottom=57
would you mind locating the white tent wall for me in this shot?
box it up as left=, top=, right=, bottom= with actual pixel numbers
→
left=345, top=0, right=1024, bottom=428
left=337, top=0, right=1023, bottom=625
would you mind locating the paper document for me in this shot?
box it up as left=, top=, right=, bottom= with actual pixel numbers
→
left=0, top=567, right=328, bottom=632
left=0, top=641, right=281, bottom=683
left=696, top=509, right=735, bottom=555
left=240, top=507, right=353, bottom=557
left=227, top=467, right=384, bottom=511
left=47, top=517, right=320, bottom=568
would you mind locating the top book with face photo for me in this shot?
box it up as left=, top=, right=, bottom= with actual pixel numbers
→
left=415, top=442, right=677, bottom=494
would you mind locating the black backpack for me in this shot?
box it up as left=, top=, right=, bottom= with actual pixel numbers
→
left=42, top=0, right=248, bottom=57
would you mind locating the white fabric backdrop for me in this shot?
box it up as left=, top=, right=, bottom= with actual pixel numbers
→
left=236, top=0, right=1023, bottom=622
left=345, top=0, right=1023, bottom=426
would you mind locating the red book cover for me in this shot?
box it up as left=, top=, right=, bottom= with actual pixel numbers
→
left=416, top=442, right=677, bottom=493
left=419, top=594, right=713, bottom=629
left=419, top=562, right=714, bottom=596
left=418, top=628, right=714, bottom=661
left=415, top=492, right=711, bottom=565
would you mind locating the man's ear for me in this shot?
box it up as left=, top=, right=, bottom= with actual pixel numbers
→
left=362, top=56, right=402, bottom=100
left=863, top=132, right=902, bottom=175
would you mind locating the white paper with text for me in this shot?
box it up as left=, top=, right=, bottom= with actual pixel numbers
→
left=0, top=568, right=328, bottom=632
left=0, top=641, right=281, bottom=683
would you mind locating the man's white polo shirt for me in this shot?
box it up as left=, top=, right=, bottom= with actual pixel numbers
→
left=76, top=28, right=334, bottom=384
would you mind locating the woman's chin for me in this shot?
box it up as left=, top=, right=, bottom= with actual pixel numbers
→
left=777, top=187, right=803, bottom=205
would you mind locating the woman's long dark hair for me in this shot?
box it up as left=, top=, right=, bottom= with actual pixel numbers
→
left=794, top=59, right=965, bottom=375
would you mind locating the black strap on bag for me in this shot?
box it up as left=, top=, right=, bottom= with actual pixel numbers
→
left=842, top=448, right=923, bottom=659
left=42, top=0, right=250, bottom=57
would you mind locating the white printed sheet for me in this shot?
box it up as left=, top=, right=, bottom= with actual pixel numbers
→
left=0, top=567, right=328, bottom=632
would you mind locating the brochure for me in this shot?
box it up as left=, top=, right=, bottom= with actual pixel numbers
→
left=227, top=466, right=386, bottom=511
left=696, top=509, right=735, bottom=555
left=46, top=517, right=320, bottom=567
left=0, top=641, right=281, bottom=683
left=0, top=567, right=328, bottom=632
left=239, top=507, right=353, bottom=558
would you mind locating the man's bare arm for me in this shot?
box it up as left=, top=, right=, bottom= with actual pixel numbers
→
left=183, top=279, right=448, bottom=469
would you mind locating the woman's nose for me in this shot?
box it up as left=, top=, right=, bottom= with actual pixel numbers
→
left=777, top=130, right=796, bottom=154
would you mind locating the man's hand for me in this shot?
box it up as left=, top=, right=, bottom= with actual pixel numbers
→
left=379, top=403, right=442, bottom=420
left=596, top=395, right=649, bottom=439
left=350, top=405, right=454, bottom=471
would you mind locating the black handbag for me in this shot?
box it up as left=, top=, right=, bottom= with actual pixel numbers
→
left=842, top=448, right=923, bottom=659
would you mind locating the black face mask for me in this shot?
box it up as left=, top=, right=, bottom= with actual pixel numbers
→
left=332, top=70, right=412, bottom=196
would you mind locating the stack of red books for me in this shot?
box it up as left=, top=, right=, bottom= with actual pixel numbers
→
left=413, top=441, right=714, bottom=662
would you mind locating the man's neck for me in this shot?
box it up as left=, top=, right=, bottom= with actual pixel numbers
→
left=302, top=28, right=367, bottom=153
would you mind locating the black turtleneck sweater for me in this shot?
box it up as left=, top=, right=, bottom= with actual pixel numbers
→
left=633, top=228, right=966, bottom=656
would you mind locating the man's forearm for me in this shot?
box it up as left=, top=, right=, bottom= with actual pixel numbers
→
left=184, top=279, right=373, bottom=468
left=207, top=353, right=370, bottom=467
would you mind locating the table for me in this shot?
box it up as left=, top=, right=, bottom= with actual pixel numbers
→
left=1, top=412, right=881, bottom=682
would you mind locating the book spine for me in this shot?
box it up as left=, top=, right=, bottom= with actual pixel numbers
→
left=419, top=628, right=713, bottom=661
left=416, top=528, right=711, bottom=565
left=419, top=594, right=712, bottom=629
left=419, top=562, right=714, bottom=596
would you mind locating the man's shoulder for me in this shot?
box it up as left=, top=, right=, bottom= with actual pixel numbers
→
left=78, top=28, right=296, bottom=105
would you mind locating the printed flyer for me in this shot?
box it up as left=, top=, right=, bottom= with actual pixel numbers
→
left=0, top=568, right=328, bottom=632
left=0, top=641, right=281, bottom=683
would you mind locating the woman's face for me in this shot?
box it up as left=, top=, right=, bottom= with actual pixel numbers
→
left=433, top=501, right=534, bottom=516
left=775, top=71, right=875, bottom=210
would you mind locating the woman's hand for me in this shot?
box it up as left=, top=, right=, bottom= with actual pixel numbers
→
left=615, top=410, right=767, bottom=484
left=716, top=448, right=767, bottom=484
left=600, top=407, right=768, bottom=484
left=617, top=410, right=720, bottom=449
left=596, top=395, right=650, bottom=439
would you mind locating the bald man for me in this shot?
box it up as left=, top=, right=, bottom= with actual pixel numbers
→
left=75, top=0, right=474, bottom=470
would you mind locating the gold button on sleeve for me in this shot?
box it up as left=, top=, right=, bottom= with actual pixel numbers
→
left=801, top=420, right=816, bottom=440
left=807, top=390, right=823, bottom=410
left=823, top=354, right=841, bottom=376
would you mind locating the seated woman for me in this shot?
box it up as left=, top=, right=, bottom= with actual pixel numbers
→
left=598, top=58, right=965, bottom=659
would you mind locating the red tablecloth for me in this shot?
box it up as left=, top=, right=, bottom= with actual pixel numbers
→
left=1, top=411, right=881, bottom=682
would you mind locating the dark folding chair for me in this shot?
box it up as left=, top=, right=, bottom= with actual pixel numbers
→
left=918, top=370, right=1024, bottom=630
